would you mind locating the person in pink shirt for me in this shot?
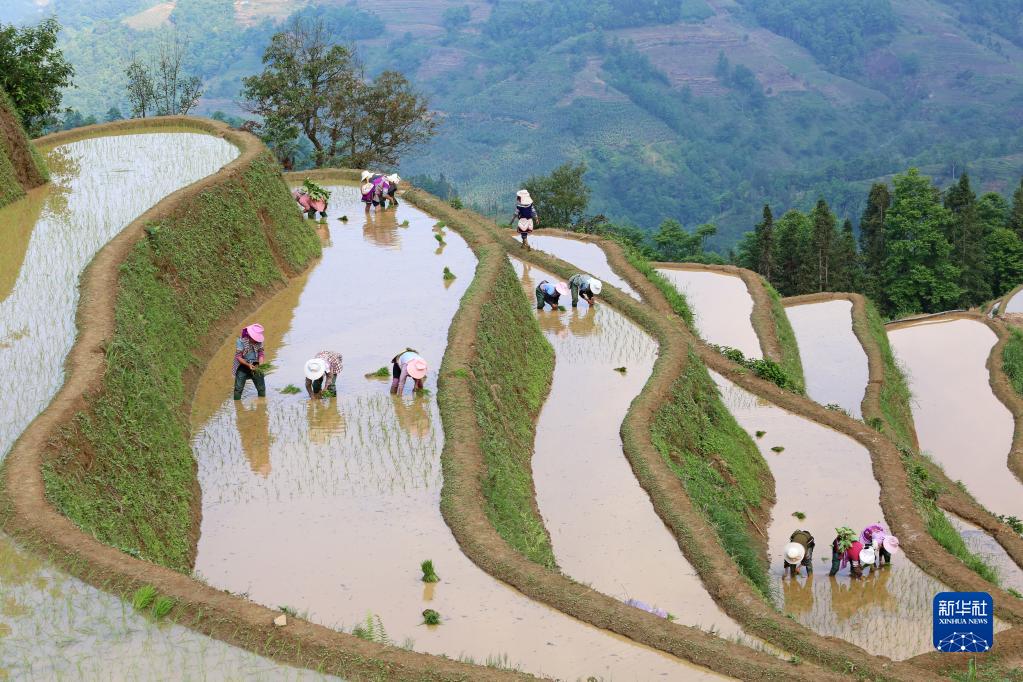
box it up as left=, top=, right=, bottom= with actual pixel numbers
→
left=829, top=527, right=864, bottom=577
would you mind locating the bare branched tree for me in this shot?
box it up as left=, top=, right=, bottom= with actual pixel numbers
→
left=125, top=54, right=156, bottom=118
left=124, top=39, right=203, bottom=119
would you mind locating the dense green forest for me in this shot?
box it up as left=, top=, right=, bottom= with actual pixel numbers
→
left=7, top=0, right=1023, bottom=251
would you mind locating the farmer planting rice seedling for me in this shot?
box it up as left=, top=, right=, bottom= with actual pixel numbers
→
left=10, top=5, right=1023, bottom=679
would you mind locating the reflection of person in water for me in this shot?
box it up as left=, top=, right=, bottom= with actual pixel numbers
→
left=362, top=202, right=400, bottom=248
left=393, top=394, right=431, bottom=439
left=307, top=398, right=346, bottom=446
left=828, top=571, right=870, bottom=622
left=567, top=305, right=598, bottom=337
left=235, top=400, right=271, bottom=477
left=781, top=572, right=815, bottom=617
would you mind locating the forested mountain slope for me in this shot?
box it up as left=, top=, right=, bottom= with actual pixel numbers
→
left=8, top=0, right=1023, bottom=247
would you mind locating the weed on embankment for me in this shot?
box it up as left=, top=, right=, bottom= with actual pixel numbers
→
left=863, top=301, right=916, bottom=450
left=650, top=352, right=772, bottom=596
left=42, top=151, right=320, bottom=571
left=764, top=282, right=806, bottom=394
left=1003, top=328, right=1023, bottom=397
left=469, top=261, right=557, bottom=568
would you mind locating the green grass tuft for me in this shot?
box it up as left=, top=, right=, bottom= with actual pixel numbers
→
left=131, top=584, right=157, bottom=611
left=420, top=559, right=440, bottom=583
left=152, top=596, right=175, bottom=619
left=1003, top=328, right=1023, bottom=397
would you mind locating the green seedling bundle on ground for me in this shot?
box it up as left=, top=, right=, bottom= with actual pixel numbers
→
left=365, top=367, right=390, bottom=379
left=422, top=609, right=441, bottom=625
left=443, top=266, right=456, bottom=280
left=421, top=559, right=439, bottom=582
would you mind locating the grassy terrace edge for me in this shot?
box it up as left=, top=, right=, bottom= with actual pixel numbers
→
left=0, top=120, right=516, bottom=682
left=0, top=90, right=48, bottom=209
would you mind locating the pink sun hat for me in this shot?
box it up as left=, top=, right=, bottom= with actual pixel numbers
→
left=555, top=281, right=570, bottom=296
left=882, top=535, right=900, bottom=554
left=245, top=324, right=265, bottom=343
left=407, top=357, right=429, bottom=380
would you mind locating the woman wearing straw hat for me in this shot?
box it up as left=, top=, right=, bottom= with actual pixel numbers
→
left=535, top=279, right=570, bottom=310
left=233, top=324, right=266, bottom=400
left=783, top=529, right=815, bottom=577
left=304, top=350, right=344, bottom=398
left=510, top=189, right=539, bottom=250
left=384, top=173, right=401, bottom=207
left=390, top=347, right=429, bottom=394
left=568, top=273, right=603, bottom=307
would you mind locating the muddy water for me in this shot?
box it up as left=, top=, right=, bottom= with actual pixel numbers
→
left=888, top=319, right=1022, bottom=519
left=948, top=516, right=1023, bottom=594
left=785, top=301, right=868, bottom=418
left=512, top=259, right=746, bottom=642
left=0, top=133, right=332, bottom=679
left=192, top=187, right=727, bottom=680
left=714, top=374, right=944, bottom=659
left=527, top=233, right=641, bottom=299
left=655, top=267, right=761, bottom=358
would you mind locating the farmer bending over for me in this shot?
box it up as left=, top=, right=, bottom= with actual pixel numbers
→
left=233, top=324, right=266, bottom=400
left=783, top=529, right=815, bottom=577
left=535, top=280, right=569, bottom=310
left=305, top=351, right=343, bottom=398
left=569, top=274, right=603, bottom=307
left=391, top=348, right=428, bottom=394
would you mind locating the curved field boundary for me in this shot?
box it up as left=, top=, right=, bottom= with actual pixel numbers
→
left=0, top=119, right=516, bottom=682
left=385, top=187, right=826, bottom=681
left=995, top=283, right=1023, bottom=317
left=548, top=238, right=1023, bottom=671
left=449, top=226, right=927, bottom=677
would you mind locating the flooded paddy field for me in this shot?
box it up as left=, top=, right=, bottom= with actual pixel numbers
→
left=191, top=187, right=727, bottom=680
left=527, top=233, right=640, bottom=299
left=0, top=132, right=332, bottom=679
left=655, top=267, right=761, bottom=358
left=888, top=319, right=1021, bottom=520
left=511, top=259, right=748, bottom=642
left=948, top=516, right=1023, bottom=594
left=784, top=300, right=868, bottom=418
left=715, top=376, right=946, bottom=659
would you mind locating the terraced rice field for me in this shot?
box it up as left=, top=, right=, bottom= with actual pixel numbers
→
left=0, top=131, right=333, bottom=680
left=190, top=187, right=726, bottom=680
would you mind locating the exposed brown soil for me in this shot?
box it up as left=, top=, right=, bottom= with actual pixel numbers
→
left=1, top=119, right=517, bottom=682
left=0, top=99, right=46, bottom=191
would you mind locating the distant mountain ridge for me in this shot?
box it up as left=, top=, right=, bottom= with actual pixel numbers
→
left=10, top=0, right=1023, bottom=248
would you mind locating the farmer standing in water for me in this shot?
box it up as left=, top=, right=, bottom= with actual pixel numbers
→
left=511, top=189, right=538, bottom=250
left=569, top=273, right=603, bottom=307
left=390, top=348, right=429, bottom=394
left=233, top=324, right=266, bottom=400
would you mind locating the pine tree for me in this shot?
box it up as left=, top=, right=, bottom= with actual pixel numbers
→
left=830, top=219, right=859, bottom=292
left=754, top=204, right=775, bottom=280
left=943, top=173, right=991, bottom=307
left=859, top=183, right=890, bottom=302
left=881, top=169, right=961, bottom=316
left=810, top=198, right=837, bottom=292
left=986, top=228, right=1023, bottom=298
left=1009, top=179, right=1023, bottom=239
left=772, top=210, right=813, bottom=296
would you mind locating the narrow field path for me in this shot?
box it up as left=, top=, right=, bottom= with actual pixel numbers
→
left=511, top=258, right=751, bottom=644
left=0, top=132, right=329, bottom=680
left=191, top=186, right=727, bottom=680
left=888, top=318, right=1022, bottom=520
left=783, top=300, right=868, bottom=418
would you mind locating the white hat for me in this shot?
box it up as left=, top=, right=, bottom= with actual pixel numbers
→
left=516, top=189, right=533, bottom=206
left=589, top=279, right=603, bottom=295
left=860, top=546, right=876, bottom=566
left=361, top=170, right=372, bottom=181
left=784, top=542, right=805, bottom=564
left=387, top=173, right=401, bottom=183
left=304, top=358, right=328, bottom=381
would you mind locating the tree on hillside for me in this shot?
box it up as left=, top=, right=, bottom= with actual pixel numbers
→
left=986, top=228, right=1023, bottom=298
left=753, top=205, right=775, bottom=280
left=859, top=183, right=890, bottom=302
left=1009, top=179, right=1023, bottom=239
left=943, top=173, right=991, bottom=306
left=810, top=198, right=837, bottom=292
left=978, top=192, right=1009, bottom=234
left=522, top=162, right=590, bottom=228
left=830, top=218, right=859, bottom=292
left=652, top=219, right=717, bottom=262
left=880, top=169, right=961, bottom=316
left=0, top=17, right=75, bottom=135
left=242, top=18, right=436, bottom=169
left=124, top=42, right=203, bottom=118
left=771, top=209, right=813, bottom=296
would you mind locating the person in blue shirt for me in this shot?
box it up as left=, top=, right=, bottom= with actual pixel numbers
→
left=535, top=280, right=569, bottom=310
